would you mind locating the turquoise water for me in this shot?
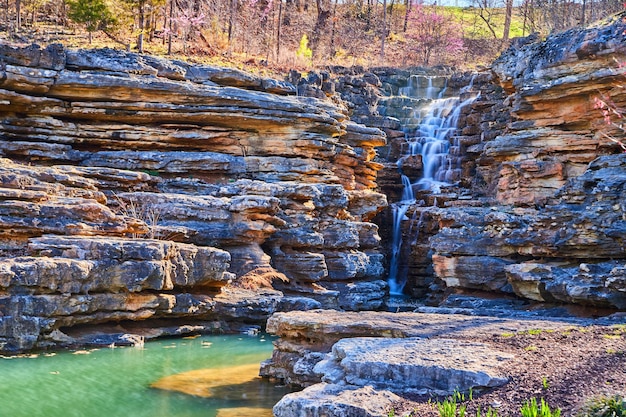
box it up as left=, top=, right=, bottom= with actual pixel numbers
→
left=0, top=334, right=286, bottom=417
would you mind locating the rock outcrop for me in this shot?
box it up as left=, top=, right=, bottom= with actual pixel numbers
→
left=263, top=309, right=584, bottom=416
left=0, top=44, right=387, bottom=353
left=260, top=309, right=578, bottom=388
left=273, top=384, right=401, bottom=417
left=328, top=13, right=626, bottom=307
left=427, top=13, right=626, bottom=308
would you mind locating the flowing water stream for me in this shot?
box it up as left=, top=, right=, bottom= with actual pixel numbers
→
left=0, top=334, right=286, bottom=417
left=388, top=76, right=479, bottom=295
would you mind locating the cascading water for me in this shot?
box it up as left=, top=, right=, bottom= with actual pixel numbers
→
left=387, top=76, right=479, bottom=296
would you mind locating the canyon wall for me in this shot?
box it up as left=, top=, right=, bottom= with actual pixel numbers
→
left=0, top=44, right=387, bottom=353
left=1, top=12, right=625, bottom=353
left=292, top=12, right=626, bottom=310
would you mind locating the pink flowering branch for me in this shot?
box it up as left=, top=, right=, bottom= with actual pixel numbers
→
left=593, top=64, right=626, bottom=152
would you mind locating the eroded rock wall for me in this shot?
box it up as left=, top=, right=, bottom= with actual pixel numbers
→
left=0, top=44, right=387, bottom=353
left=430, top=13, right=626, bottom=309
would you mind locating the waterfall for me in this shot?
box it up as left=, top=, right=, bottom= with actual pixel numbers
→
left=387, top=76, right=479, bottom=296
left=388, top=203, right=410, bottom=295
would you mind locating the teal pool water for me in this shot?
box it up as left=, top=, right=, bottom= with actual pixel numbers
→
left=0, top=334, right=286, bottom=417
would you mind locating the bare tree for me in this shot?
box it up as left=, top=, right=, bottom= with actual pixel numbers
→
left=502, top=0, right=513, bottom=42
left=310, top=0, right=331, bottom=57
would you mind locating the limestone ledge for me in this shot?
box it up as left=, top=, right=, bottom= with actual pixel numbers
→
left=260, top=309, right=578, bottom=388
left=0, top=44, right=388, bottom=353
left=430, top=154, right=626, bottom=309
left=481, top=12, right=626, bottom=206
left=264, top=309, right=583, bottom=416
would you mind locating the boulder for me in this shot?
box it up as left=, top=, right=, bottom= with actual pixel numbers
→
left=315, top=337, right=512, bottom=395
left=273, top=384, right=401, bottom=417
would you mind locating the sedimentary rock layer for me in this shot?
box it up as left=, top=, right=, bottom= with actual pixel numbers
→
left=0, top=44, right=387, bottom=353
left=426, top=14, right=626, bottom=308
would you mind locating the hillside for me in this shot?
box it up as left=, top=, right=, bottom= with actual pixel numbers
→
left=1, top=0, right=622, bottom=73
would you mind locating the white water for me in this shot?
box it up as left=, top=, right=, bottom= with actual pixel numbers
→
left=387, top=76, right=478, bottom=295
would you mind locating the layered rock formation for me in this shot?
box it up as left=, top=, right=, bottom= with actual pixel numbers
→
left=429, top=13, right=626, bottom=308
left=0, top=44, right=387, bottom=353
left=318, top=13, right=626, bottom=307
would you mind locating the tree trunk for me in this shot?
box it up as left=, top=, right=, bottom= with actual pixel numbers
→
left=167, top=0, right=173, bottom=54
left=311, top=0, right=331, bottom=57
left=403, top=0, right=410, bottom=32
left=381, top=0, right=387, bottom=61
left=502, top=0, right=513, bottom=42
left=276, top=0, right=282, bottom=58
left=228, top=0, right=237, bottom=53
left=580, top=0, right=586, bottom=25
left=330, top=0, right=338, bottom=59
left=137, top=0, right=145, bottom=53
left=521, top=0, right=528, bottom=36
left=15, top=0, right=21, bottom=32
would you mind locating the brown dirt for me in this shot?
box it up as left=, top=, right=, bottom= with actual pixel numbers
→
left=393, top=324, right=626, bottom=417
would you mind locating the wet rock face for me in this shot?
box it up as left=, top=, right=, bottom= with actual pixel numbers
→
left=0, top=44, right=387, bottom=353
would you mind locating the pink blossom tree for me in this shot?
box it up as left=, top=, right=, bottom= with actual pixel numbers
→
left=164, top=7, right=206, bottom=53
left=405, top=2, right=465, bottom=66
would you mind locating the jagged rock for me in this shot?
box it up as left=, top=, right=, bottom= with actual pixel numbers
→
left=485, top=12, right=626, bottom=205
left=506, top=261, right=626, bottom=308
left=429, top=154, right=626, bottom=307
left=432, top=254, right=515, bottom=292
left=273, top=383, right=401, bottom=417
left=324, top=279, right=387, bottom=310
left=314, top=337, right=512, bottom=394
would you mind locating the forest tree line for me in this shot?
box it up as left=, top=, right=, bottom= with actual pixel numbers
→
left=0, top=0, right=623, bottom=68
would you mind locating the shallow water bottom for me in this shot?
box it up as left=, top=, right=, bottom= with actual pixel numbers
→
left=0, top=334, right=288, bottom=417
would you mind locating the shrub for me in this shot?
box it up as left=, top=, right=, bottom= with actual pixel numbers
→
left=577, top=394, right=626, bottom=417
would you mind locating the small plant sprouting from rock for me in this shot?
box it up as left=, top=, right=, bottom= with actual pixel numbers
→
left=520, top=398, right=561, bottom=417
left=112, top=193, right=161, bottom=239
left=541, top=376, right=549, bottom=390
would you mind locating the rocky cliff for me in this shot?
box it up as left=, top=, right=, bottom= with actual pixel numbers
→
left=0, top=43, right=387, bottom=353
left=317, top=13, right=626, bottom=309
left=430, top=12, right=626, bottom=309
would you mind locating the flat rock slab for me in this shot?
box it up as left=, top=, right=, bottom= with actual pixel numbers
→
left=273, top=383, right=401, bottom=417
left=317, top=337, right=513, bottom=394
left=150, top=363, right=261, bottom=398
left=266, top=309, right=586, bottom=350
